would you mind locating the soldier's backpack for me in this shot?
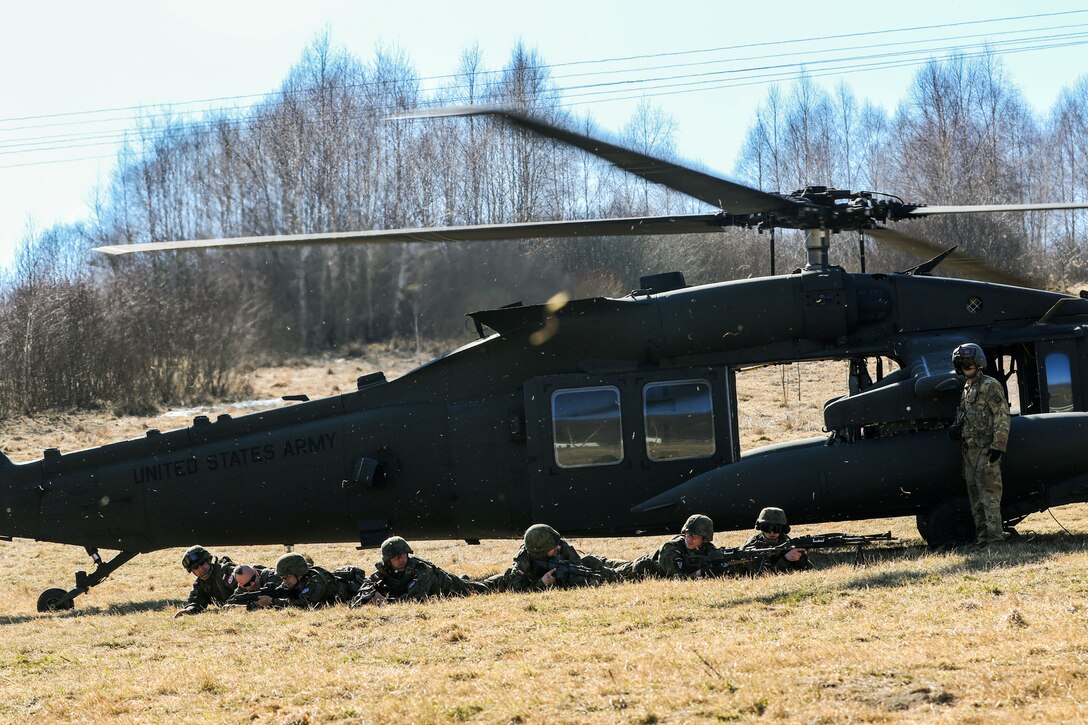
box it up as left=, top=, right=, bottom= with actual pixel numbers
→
left=330, top=565, right=369, bottom=602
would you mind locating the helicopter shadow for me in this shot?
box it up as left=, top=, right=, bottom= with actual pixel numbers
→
left=0, top=598, right=180, bottom=625
left=732, top=532, right=1087, bottom=608
left=5, top=534, right=1085, bottom=622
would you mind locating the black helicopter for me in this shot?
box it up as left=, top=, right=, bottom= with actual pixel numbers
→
left=4, top=107, right=1088, bottom=612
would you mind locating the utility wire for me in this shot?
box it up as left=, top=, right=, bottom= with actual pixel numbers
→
left=3, top=18, right=1084, bottom=135
left=1, top=17, right=1082, bottom=142
left=1, top=8, right=1084, bottom=125
left=2, top=39, right=1084, bottom=167
left=3, top=19, right=1087, bottom=169
left=543, top=20, right=1088, bottom=81
left=562, top=42, right=1088, bottom=108
left=552, top=35, right=1088, bottom=100
left=2, top=28, right=1084, bottom=158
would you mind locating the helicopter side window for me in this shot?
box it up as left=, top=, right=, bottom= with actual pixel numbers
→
left=551, top=387, right=623, bottom=468
left=1044, top=352, right=1074, bottom=413
left=643, top=380, right=716, bottom=462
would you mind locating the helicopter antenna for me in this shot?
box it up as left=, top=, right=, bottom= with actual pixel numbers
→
left=858, top=230, right=867, bottom=273
left=769, top=227, right=776, bottom=275
left=901, top=246, right=958, bottom=277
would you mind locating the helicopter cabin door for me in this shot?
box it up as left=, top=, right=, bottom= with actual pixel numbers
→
left=523, top=367, right=738, bottom=535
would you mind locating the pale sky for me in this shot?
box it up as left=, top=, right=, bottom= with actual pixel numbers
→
left=2, top=0, right=1087, bottom=271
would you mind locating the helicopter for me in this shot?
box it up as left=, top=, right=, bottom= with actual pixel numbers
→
left=4, top=107, right=1088, bottom=612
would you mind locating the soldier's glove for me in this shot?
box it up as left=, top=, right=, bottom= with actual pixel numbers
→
left=988, top=449, right=1003, bottom=464
left=947, top=425, right=962, bottom=441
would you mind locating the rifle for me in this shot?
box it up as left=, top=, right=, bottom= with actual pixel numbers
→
left=692, top=547, right=779, bottom=576
left=349, top=572, right=419, bottom=606
left=224, top=583, right=283, bottom=610
left=349, top=580, right=383, bottom=607
left=780, top=531, right=894, bottom=569
left=543, top=556, right=602, bottom=584
left=713, top=531, right=895, bottom=575
left=680, top=550, right=749, bottom=578
left=787, top=532, right=893, bottom=552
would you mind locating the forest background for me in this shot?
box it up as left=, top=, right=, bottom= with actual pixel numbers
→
left=1, top=35, right=1087, bottom=418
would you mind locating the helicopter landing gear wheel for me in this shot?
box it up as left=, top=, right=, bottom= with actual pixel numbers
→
left=918, top=497, right=975, bottom=548
left=37, top=587, right=75, bottom=612
left=36, top=549, right=139, bottom=613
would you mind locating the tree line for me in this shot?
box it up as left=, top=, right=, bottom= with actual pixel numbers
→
left=1, top=35, right=1086, bottom=418
left=735, top=55, right=1088, bottom=278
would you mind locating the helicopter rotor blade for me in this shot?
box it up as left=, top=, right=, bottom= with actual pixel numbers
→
left=898, top=201, right=1088, bottom=218
left=866, top=225, right=1034, bottom=287
left=93, top=214, right=728, bottom=255
left=399, top=106, right=798, bottom=216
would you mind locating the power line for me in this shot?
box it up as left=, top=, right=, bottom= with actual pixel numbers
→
left=2, top=26, right=1084, bottom=164
left=521, top=9, right=1088, bottom=69
left=1, top=8, right=1084, bottom=126
left=555, top=34, right=1088, bottom=100
left=0, top=152, right=118, bottom=171
left=2, top=18, right=1088, bottom=169
left=562, top=39, right=1088, bottom=107
left=548, top=20, right=1088, bottom=81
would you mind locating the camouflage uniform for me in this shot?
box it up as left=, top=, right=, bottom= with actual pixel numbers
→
left=225, top=565, right=281, bottom=600
left=954, top=373, right=1011, bottom=543
left=488, top=540, right=620, bottom=592
left=180, top=556, right=237, bottom=614
left=741, top=532, right=813, bottom=573
left=351, top=557, right=487, bottom=606
left=613, top=536, right=733, bottom=579
left=265, top=566, right=342, bottom=609
left=252, top=565, right=282, bottom=589
left=223, top=565, right=283, bottom=608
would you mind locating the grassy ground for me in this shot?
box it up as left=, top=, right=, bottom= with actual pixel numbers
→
left=2, top=353, right=1088, bottom=722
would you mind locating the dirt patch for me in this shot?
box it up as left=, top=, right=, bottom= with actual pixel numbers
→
left=839, top=674, right=957, bottom=711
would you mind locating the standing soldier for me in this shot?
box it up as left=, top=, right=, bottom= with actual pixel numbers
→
left=949, top=343, right=1011, bottom=546
left=350, top=536, right=487, bottom=606
left=612, top=514, right=733, bottom=579
left=173, top=545, right=237, bottom=618
left=741, top=508, right=812, bottom=573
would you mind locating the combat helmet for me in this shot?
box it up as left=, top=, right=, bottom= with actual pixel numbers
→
left=181, top=545, right=213, bottom=573
left=952, top=343, right=987, bottom=374
left=381, top=536, right=413, bottom=565
left=680, top=514, right=714, bottom=541
left=755, top=507, right=790, bottom=534
left=276, top=552, right=310, bottom=579
left=524, top=524, right=562, bottom=559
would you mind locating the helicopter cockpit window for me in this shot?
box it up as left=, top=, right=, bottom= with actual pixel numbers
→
left=643, top=380, right=716, bottom=461
left=551, top=387, right=623, bottom=468
left=1045, top=352, right=1074, bottom=412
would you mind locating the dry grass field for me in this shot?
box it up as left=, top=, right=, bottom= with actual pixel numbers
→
left=3, top=350, right=1088, bottom=723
